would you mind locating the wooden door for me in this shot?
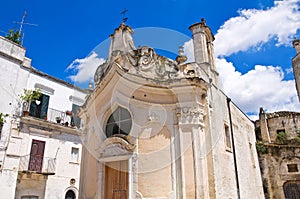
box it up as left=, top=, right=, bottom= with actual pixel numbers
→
left=28, top=140, right=45, bottom=172
left=105, top=160, right=128, bottom=199
left=284, top=181, right=300, bottom=199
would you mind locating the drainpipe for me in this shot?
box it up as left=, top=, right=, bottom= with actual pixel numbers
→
left=226, top=97, right=240, bottom=199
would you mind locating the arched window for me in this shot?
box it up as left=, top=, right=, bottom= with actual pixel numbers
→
left=65, top=190, right=76, bottom=199
left=105, top=107, right=132, bottom=137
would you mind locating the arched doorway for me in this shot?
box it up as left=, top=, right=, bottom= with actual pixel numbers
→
left=283, top=181, right=300, bottom=199
left=65, top=190, right=76, bottom=199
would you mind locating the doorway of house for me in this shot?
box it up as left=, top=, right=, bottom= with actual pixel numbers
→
left=28, top=139, right=45, bottom=172
left=283, top=181, right=300, bottom=199
left=65, top=190, right=76, bottom=199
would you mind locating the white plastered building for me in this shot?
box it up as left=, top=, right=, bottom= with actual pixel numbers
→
left=0, top=36, right=86, bottom=199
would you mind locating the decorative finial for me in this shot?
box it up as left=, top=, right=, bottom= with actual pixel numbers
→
left=176, top=46, right=187, bottom=64
left=201, top=18, right=206, bottom=25
left=178, top=46, right=184, bottom=56
left=120, top=9, right=128, bottom=23
left=86, top=82, right=93, bottom=94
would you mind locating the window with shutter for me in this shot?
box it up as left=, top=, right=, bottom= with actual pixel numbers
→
left=29, top=93, right=50, bottom=119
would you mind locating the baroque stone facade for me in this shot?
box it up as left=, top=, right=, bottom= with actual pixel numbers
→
left=79, top=20, right=264, bottom=199
left=255, top=108, right=300, bottom=198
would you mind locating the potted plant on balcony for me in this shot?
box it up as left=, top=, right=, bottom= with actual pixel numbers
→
left=0, top=112, right=8, bottom=134
left=18, top=88, right=42, bottom=116
left=42, top=112, right=47, bottom=120
left=55, top=116, right=61, bottom=123
left=70, top=119, right=75, bottom=128
left=66, top=110, right=73, bottom=116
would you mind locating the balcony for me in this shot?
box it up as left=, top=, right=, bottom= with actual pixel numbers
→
left=22, top=106, right=80, bottom=128
left=19, top=155, right=56, bottom=175
left=47, top=107, right=72, bottom=124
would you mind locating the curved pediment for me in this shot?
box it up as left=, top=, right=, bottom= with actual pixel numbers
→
left=99, top=136, right=135, bottom=158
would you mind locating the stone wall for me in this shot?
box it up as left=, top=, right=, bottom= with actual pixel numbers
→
left=256, top=109, right=300, bottom=198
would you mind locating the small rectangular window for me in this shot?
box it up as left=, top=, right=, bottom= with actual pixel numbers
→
left=277, top=129, right=286, bottom=134
left=224, top=124, right=232, bottom=150
left=71, top=147, right=79, bottom=163
left=287, top=164, right=298, bottom=172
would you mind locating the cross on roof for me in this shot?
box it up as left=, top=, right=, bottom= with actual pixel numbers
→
left=120, top=9, right=128, bottom=23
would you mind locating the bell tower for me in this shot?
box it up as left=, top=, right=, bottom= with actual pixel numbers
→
left=292, top=38, right=300, bottom=101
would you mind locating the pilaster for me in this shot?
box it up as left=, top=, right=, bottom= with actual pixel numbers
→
left=176, top=104, right=208, bottom=199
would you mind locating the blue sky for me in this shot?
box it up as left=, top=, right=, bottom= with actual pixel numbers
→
left=1, top=0, right=300, bottom=119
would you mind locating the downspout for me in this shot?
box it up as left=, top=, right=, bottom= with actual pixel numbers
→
left=226, top=97, right=240, bottom=199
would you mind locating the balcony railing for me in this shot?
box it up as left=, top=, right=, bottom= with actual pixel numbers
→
left=19, top=155, right=56, bottom=175
left=47, top=107, right=72, bottom=124
left=22, top=106, right=80, bottom=128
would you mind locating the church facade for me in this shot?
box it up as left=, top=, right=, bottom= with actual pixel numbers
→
left=79, top=20, right=264, bottom=199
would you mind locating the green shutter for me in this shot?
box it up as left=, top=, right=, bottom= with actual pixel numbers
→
left=72, top=104, right=81, bottom=128
left=40, top=94, right=49, bottom=119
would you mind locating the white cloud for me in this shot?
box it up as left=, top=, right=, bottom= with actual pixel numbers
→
left=285, top=67, right=294, bottom=74
left=67, top=51, right=105, bottom=83
left=216, top=58, right=300, bottom=117
left=214, top=0, right=300, bottom=56
left=183, top=39, right=194, bottom=62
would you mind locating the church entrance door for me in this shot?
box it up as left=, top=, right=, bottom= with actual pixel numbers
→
left=105, top=160, right=128, bottom=199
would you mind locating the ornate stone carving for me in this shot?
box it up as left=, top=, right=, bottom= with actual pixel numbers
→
left=97, top=136, right=135, bottom=158
left=94, top=62, right=108, bottom=85
left=176, top=104, right=205, bottom=126
left=132, top=153, right=138, bottom=173
left=94, top=44, right=213, bottom=87
left=128, top=46, right=178, bottom=80
left=138, top=47, right=154, bottom=70
left=136, top=191, right=143, bottom=199
left=101, top=144, right=130, bottom=158
left=92, top=23, right=215, bottom=87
